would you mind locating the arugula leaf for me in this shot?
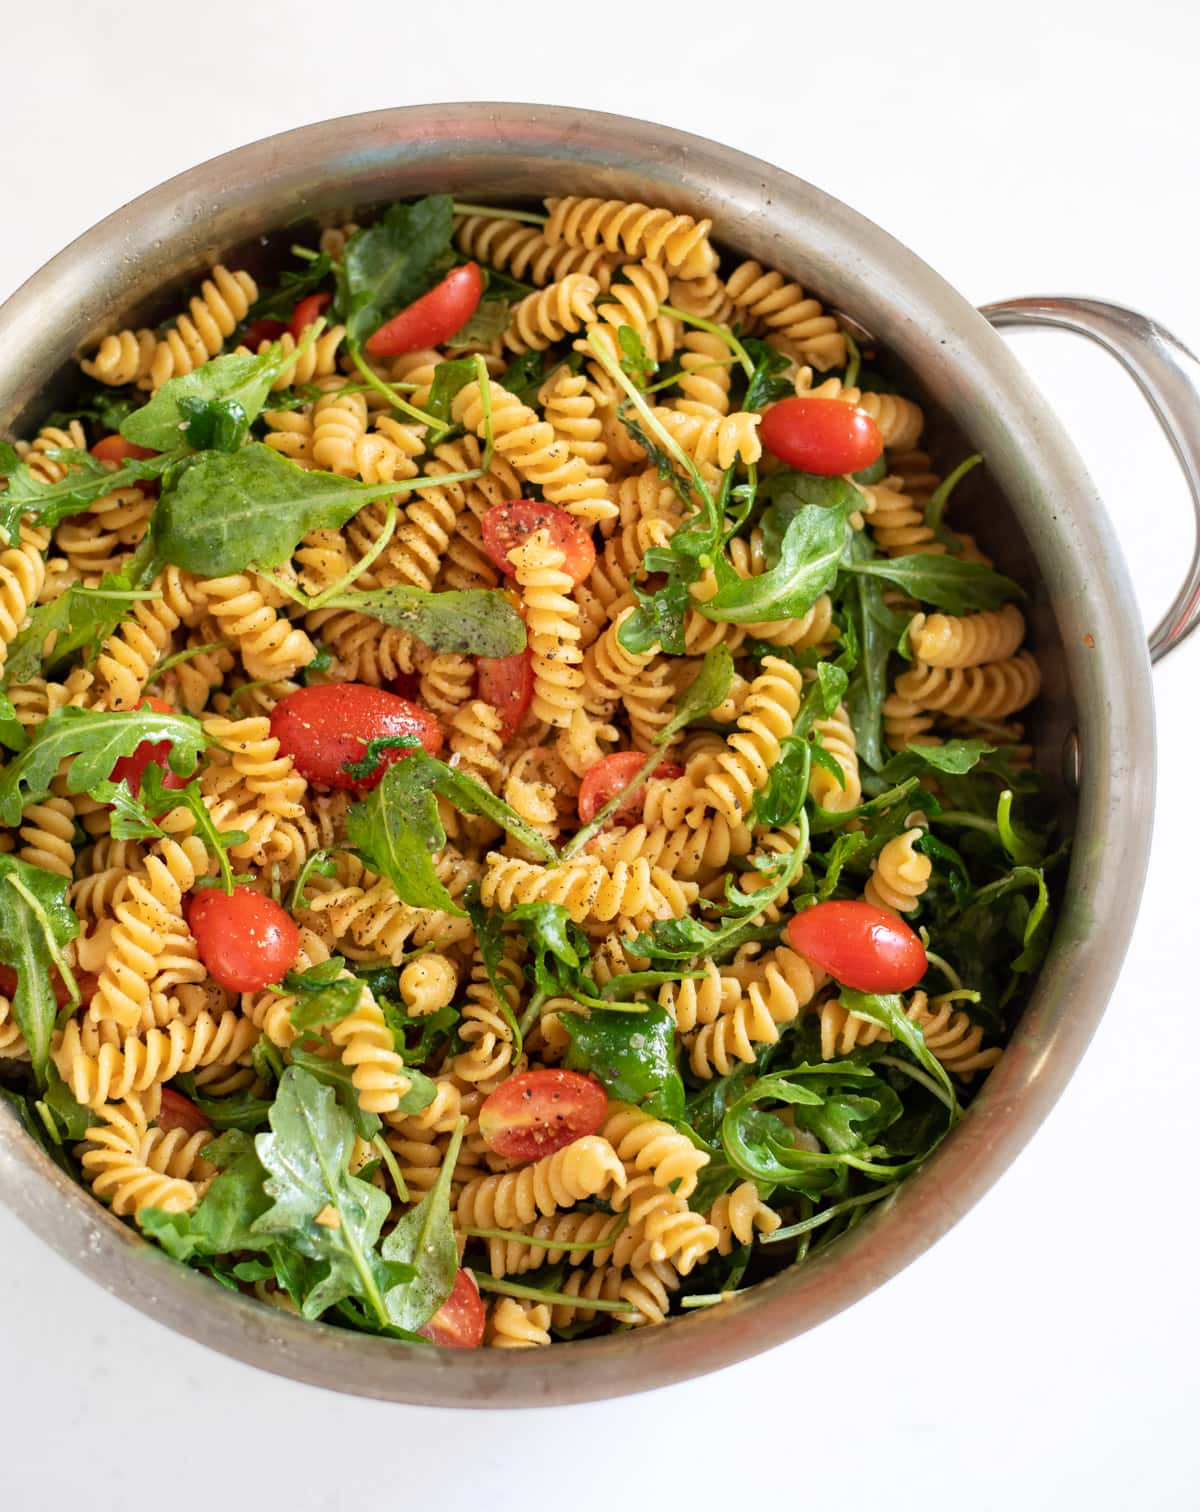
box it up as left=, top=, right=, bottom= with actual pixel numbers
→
left=506, top=902, right=583, bottom=999
left=380, top=1119, right=466, bottom=1330
left=0, top=442, right=180, bottom=546
left=0, top=1088, right=78, bottom=1177
left=449, top=297, right=510, bottom=348
left=423, top=358, right=476, bottom=426
left=759, top=473, right=856, bottom=565
left=617, top=326, right=656, bottom=387
left=879, top=739, right=995, bottom=782
left=284, top=958, right=365, bottom=1032
left=152, top=443, right=445, bottom=576
left=344, top=756, right=464, bottom=916
left=171, top=1074, right=274, bottom=1133
left=700, top=503, right=848, bottom=623
left=37, top=1064, right=96, bottom=1141
left=321, top=585, right=526, bottom=658
left=741, top=338, right=794, bottom=412
left=842, top=554, right=1024, bottom=615
left=502, top=350, right=557, bottom=409
left=243, top=250, right=333, bottom=324
left=285, top=1046, right=381, bottom=1142
left=621, top=571, right=691, bottom=655
left=139, top=1129, right=274, bottom=1261
left=91, top=763, right=245, bottom=893
left=341, top=735, right=421, bottom=784
left=838, top=990, right=961, bottom=1114
left=660, top=645, right=735, bottom=743
left=3, top=571, right=158, bottom=691
left=45, top=384, right=141, bottom=436
left=840, top=529, right=905, bottom=771
left=336, top=196, right=457, bottom=346
left=563, top=1006, right=685, bottom=1121
left=0, top=858, right=80, bottom=1084
left=0, top=692, right=27, bottom=754
left=120, top=339, right=304, bottom=451
left=253, top=1067, right=414, bottom=1322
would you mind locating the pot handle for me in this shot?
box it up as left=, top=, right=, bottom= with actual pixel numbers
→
left=980, top=296, right=1200, bottom=665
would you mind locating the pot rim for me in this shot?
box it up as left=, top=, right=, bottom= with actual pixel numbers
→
left=0, top=102, right=1156, bottom=1407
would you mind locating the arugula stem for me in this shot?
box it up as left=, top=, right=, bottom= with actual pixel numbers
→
left=760, top=1184, right=897, bottom=1245
left=875, top=1053, right=957, bottom=1110
left=145, top=640, right=234, bottom=686
left=371, top=1132, right=409, bottom=1204
left=516, top=990, right=548, bottom=1040
left=306, top=498, right=398, bottom=611
left=308, top=1108, right=391, bottom=1326
left=585, top=328, right=716, bottom=520
left=922, top=946, right=964, bottom=992
left=560, top=744, right=671, bottom=862
left=924, top=453, right=982, bottom=534
left=460, top=1212, right=628, bottom=1251
left=288, top=848, right=334, bottom=914
left=348, top=343, right=443, bottom=429
left=932, top=810, right=999, bottom=836
left=659, top=304, right=755, bottom=380
left=842, top=330, right=861, bottom=390
left=4, top=874, right=80, bottom=1007
left=452, top=203, right=547, bottom=225
left=472, top=353, right=495, bottom=473
left=680, top=1288, right=751, bottom=1309
left=470, top=1272, right=636, bottom=1314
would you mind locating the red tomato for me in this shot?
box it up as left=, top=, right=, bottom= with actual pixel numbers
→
left=0, top=965, right=97, bottom=1008
left=365, top=263, right=484, bottom=357
left=476, top=649, right=533, bottom=741
left=418, top=1268, right=485, bottom=1349
left=157, top=1088, right=211, bottom=1136
left=289, top=292, right=332, bottom=339
left=269, top=683, right=442, bottom=792
left=241, top=317, right=287, bottom=350
left=481, top=500, right=596, bottom=585
left=107, top=696, right=189, bottom=794
left=188, top=887, right=300, bottom=993
left=480, top=1069, right=608, bottom=1161
left=90, top=435, right=157, bottom=465
left=760, top=397, right=884, bottom=477
left=386, top=672, right=421, bottom=701
left=786, top=901, right=927, bottom=993
left=577, top=752, right=685, bottom=825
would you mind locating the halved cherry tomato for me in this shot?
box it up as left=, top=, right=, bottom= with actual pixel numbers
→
left=760, top=397, right=884, bottom=477
left=90, top=435, right=157, bottom=465
left=418, top=1267, right=485, bottom=1348
left=269, top=683, right=442, bottom=792
left=481, top=501, right=596, bottom=586
left=187, top=886, right=300, bottom=993
left=365, top=263, right=484, bottom=358
left=786, top=900, right=927, bottom=993
left=108, top=696, right=190, bottom=794
left=289, top=292, right=332, bottom=339
left=241, top=317, right=287, bottom=350
left=577, top=752, right=685, bottom=825
left=476, top=648, right=533, bottom=741
left=0, top=965, right=98, bottom=1009
left=480, top=1069, right=608, bottom=1161
left=157, top=1088, right=211, bottom=1136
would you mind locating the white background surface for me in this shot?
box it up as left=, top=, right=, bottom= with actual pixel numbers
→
left=2, top=3, right=1197, bottom=1507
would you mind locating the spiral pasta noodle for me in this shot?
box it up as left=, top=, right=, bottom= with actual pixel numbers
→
left=864, top=829, right=932, bottom=914
left=907, top=605, right=1026, bottom=668
left=455, top=1136, right=625, bottom=1229
left=894, top=653, right=1042, bottom=721
left=544, top=196, right=717, bottom=279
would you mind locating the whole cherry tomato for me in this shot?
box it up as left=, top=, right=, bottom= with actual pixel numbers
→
left=475, top=648, right=534, bottom=741
left=90, top=436, right=157, bottom=465
left=786, top=900, right=927, bottom=993
left=577, top=752, right=685, bottom=825
left=365, top=264, right=484, bottom=357
left=417, top=1267, right=486, bottom=1348
left=156, top=1088, right=211, bottom=1136
left=480, top=1069, right=609, bottom=1162
left=108, top=696, right=189, bottom=794
left=240, top=317, right=288, bottom=350
left=289, top=292, right=332, bottom=339
left=269, top=683, right=443, bottom=792
left=760, top=397, right=884, bottom=476
left=481, top=500, right=596, bottom=585
left=188, top=886, right=300, bottom=993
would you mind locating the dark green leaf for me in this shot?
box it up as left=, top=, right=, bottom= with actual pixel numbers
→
left=0, top=857, right=80, bottom=1083
left=842, top=554, right=1024, bottom=615
left=140, top=1130, right=274, bottom=1261
left=423, top=358, right=476, bottom=426
left=449, top=297, right=510, bottom=348
left=562, top=1006, right=684, bottom=1121
left=742, top=339, right=795, bottom=412
left=337, top=196, right=457, bottom=345
left=340, top=735, right=421, bottom=784
left=244, top=251, right=334, bottom=324
left=700, top=503, right=848, bottom=623
left=323, top=585, right=526, bottom=657
left=121, top=341, right=296, bottom=451
left=380, top=1120, right=465, bottom=1329
left=620, top=572, right=691, bottom=655
left=286, top=1045, right=381, bottom=1141
left=0, top=442, right=180, bottom=546
left=879, top=739, right=995, bottom=782
left=658, top=646, right=734, bottom=744
left=91, top=762, right=244, bottom=892
left=839, top=990, right=961, bottom=1114
left=345, top=755, right=462, bottom=915
left=284, top=958, right=365, bottom=1032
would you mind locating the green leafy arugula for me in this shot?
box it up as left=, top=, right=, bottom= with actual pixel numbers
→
left=91, top=762, right=246, bottom=893
left=741, top=338, right=795, bottom=412
left=562, top=1006, right=685, bottom=1121
left=284, top=958, right=365, bottom=1033
left=335, top=195, right=457, bottom=347
left=0, top=441, right=180, bottom=547
left=841, top=553, right=1024, bottom=615
left=319, top=585, right=526, bottom=658
left=0, top=857, right=80, bottom=1085
left=0, top=705, right=206, bottom=827
left=243, top=249, right=333, bottom=324
left=753, top=660, right=850, bottom=827
left=380, top=1118, right=466, bottom=1330
left=701, top=501, right=849, bottom=624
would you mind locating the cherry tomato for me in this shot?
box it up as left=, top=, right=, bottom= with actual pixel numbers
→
left=241, top=317, right=287, bottom=350
left=480, top=1069, right=608, bottom=1161
left=418, top=1267, right=485, bottom=1349
left=476, top=648, right=533, bottom=741
left=786, top=900, right=927, bottom=993
left=0, top=965, right=98, bottom=1009
left=157, top=1088, right=211, bottom=1136
left=269, top=683, right=442, bottom=792
left=188, top=886, right=300, bottom=993
left=577, top=752, right=685, bottom=825
left=90, top=435, right=157, bottom=465
left=107, top=696, right=190, bottom=795
left=365, top=263, right=484, bottom=358
left=289, top=292, right=332, bottom=339
left=760, top=397, right=884, bottom=477
left=482, top=500, right=596, bottom=586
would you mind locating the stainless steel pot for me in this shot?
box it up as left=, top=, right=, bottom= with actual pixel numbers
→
left=1, top=104, right=1197, bottom=1407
